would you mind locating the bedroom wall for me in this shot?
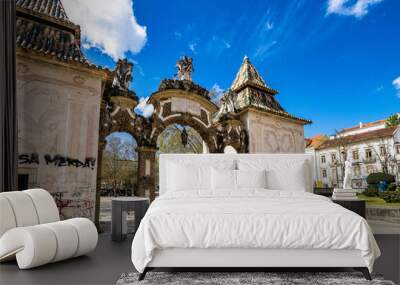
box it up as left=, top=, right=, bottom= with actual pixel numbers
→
left=16, top=54, right=104, bottom=220
left=241, top=109, right=305, bottom=154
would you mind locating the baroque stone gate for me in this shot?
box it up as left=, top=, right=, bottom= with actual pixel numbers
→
left=14, top=0, right=310, bottom=225
left=95, top=57, right=248, bottom=226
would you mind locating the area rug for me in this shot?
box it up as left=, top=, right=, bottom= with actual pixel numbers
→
left=116, top=271, right=396, bottom=285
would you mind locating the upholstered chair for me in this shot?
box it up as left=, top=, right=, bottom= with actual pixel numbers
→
left=0, top=189, right=98, bottom=269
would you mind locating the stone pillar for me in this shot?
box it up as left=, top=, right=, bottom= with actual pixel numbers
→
left=136, top=146, right=157, bottom=201
left=94, top=138, right=107, bottom=231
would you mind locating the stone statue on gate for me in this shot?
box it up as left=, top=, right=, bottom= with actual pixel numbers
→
left=343, top=158, right=352, bottom=189
left=112, top=59, right=133, bottom=90
left=181, top=127, right=188, bottom=147
left=176, top=56, right=193, bottom=81
left=220, top=90, right=238, bottom=113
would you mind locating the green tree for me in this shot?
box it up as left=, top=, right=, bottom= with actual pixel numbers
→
left=386, top=113, right=400, bottom=127
left=101, top=135, right=137, bottom=196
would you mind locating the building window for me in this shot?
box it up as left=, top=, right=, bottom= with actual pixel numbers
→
left=331, top=153, right=336, bottom=162
left=366, top=165, right=375, bottom=174
left=365, top=149, right=372, bottom=159
left=322, top=169, right=327, bottom=178
left=352, top=150, right=359, bottom=160
left=353, top=165, right=361, bottom=177
left=321, top=155, right=326, bottom=163
left=379, top=146, right=386, bottom=156
left=396, top=145, right=400, bottom=154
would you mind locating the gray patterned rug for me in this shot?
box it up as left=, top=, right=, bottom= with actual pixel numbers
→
left=116, top=272, right=396, bottom=285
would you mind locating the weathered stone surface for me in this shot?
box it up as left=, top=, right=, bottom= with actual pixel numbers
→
left=16, top=55, right=104, bottom=220
left=240, top=109, right=306, bottom=153
left=367, top=205, right=400, bottom=224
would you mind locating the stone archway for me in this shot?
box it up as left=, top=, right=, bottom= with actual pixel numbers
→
left=94, top=57, right=249, bottom=228
left=148, top=80, right=219, bottom=153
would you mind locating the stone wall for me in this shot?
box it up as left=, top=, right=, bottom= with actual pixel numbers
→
left=240, top=109, right=305, bottom=153
left=16, top=54, right=104, bottom=220
left=367, top=205, right=400, bottom=225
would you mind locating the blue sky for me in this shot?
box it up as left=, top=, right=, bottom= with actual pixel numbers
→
left=64, top=0, right=399, bottom=138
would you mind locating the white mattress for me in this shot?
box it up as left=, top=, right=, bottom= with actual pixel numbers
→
left=131, top=190, right=380, bottom=273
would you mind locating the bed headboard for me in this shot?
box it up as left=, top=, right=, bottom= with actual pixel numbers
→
left=159, top=153, right=314, bottom=195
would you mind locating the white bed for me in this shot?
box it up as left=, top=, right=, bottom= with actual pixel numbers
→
left=131, top=154, right=380, bottom=280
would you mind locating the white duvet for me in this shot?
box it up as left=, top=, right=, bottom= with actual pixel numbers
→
left=131, top=190, right=380, bottom=273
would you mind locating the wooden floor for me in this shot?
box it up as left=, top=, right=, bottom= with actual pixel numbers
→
left=0, top=234, right=399, bottom=285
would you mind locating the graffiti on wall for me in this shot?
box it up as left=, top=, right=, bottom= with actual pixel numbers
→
left=18, top=153, right=96, bottom=169
left=18, top=153, right=40, bottom=164
left=52, top=191, right=95, bottom=219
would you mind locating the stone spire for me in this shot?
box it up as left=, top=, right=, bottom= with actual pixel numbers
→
left=230, top=55, right=276, bottom=95
left=214, top=56, right=311, bottom=124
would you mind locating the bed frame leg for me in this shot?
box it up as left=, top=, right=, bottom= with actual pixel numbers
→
left=354, top=267, right=371, bottom=280
left=138, top=268, right=148, bottom=281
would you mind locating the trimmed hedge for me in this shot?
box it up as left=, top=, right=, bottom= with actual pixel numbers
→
left=387, top=182, right=398, bottom=192
left=363, top=184, right=379, bottom=197
left=366, top=172, right=395, bottom=184
left=380, top=191, right=400, bottom=203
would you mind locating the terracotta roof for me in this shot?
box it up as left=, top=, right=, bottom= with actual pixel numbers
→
left=305, top=134, right=329, bottom=148
left=16, top=0, right=109, bottom=72
left=16, top=0, right=72, bottom=24
left=316, top=126, right=397, bottom=150
left=338, top=119, right=385, bottom=134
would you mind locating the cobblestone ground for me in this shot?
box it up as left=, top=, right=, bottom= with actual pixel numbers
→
left=100, top=196, right=135, bottom=233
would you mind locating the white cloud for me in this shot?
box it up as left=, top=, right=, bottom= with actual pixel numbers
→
left=375, top=85, right=384, bottom=93
left=134, top=97, right=154, bottom=117
left=223, top=40, right=231, bottom=49
left=265, top=21, right=274, bottom=30
left=210, top=83, right=224, bottom=104
left=174, top=31, right=182, bottom=39
left=188, top=42, right=197, bottom=53
left=253, top=40, right=277, bottom=59
left=326, top=0, right=384, bottom=18
left=132, top=60, right=145, bottom=76
left=393, top=76, right=400, bottom=98
left=62, top=0, right=147, bottom=61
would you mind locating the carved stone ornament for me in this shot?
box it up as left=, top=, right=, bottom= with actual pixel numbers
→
left=213, top=90, right=239, bottom=123
left=176, top=56, right=194, bottom=81
left=158, top=79, right=210, bottom=99
left=73, top=75, right=86, bottom=85
left=112, top=59, right=133, bottom=91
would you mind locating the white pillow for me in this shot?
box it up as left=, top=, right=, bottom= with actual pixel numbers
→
left=236, top=169, right=267, bottom=189
left=168, top=162, right=211, bottom=191
left=211, top=168, right=237, bottom=191
left=238, top=159, right=309, bottom=192
left=266, top=161, right=307, bottom=192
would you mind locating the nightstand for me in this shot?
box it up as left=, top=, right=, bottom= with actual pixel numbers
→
left=111, top=197, right=149, bottom=242
left=332, top=199, right=366, bottom=218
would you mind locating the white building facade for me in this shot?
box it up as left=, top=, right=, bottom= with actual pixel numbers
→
left=307, top=121, right=400, bottom=189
